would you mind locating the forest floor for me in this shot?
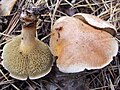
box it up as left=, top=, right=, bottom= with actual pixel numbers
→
left=0, top=0, right=120, bottom=90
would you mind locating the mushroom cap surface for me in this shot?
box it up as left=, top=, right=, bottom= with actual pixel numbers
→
left=50, top=16, right=118, bottom=73
left=73, top=13, right=117, bottom=36
left=2, top=35, right=53, bottom=80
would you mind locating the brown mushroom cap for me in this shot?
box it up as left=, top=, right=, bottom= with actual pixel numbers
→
left=73, top=13, right=117, bottom=36
left=50, top=16, right=118, bottom=73
left=2, top=35, right=53, bottom=80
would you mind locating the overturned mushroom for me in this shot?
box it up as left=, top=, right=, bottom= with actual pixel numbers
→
left=50, top=14, right=118, bottom=73
left=2, top=9, right=53, bottom=80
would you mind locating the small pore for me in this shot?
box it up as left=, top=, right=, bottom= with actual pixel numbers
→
left=20, top=52, right=22, bottom=54
left=21, top=37, right=23, bottom=40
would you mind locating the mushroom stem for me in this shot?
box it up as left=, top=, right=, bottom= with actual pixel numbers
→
left=20, top=22, right=37, bottom=53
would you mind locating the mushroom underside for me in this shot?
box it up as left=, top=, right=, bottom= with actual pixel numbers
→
left=2, top=35, right=53, bottom=80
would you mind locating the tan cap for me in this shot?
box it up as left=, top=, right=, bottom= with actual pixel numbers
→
left=73, top=13, right=117, bottom=36
left=50, top=15, right=118, bottom=73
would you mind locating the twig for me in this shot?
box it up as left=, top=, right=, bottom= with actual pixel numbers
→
left=0, top=69, right=20, bottom=90
left=41, top=33, right=51, bottom=41
left=0, top=39, right=12, bottom=46
left=0, top=33, right=13, bottom=38
left=51, top=0, right=62, bottom=30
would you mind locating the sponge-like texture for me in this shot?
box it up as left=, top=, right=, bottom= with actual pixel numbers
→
left=2, top=35, right=53, bottom=80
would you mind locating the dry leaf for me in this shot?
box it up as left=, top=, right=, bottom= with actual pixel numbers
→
left=0, top=0, right=17, bottom=16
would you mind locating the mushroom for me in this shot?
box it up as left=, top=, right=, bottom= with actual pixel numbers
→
left=50, top=14, right=118, bottom=73
left=2, top=9, right=53, bottom=80
left=73, top=13, right=117, bottom=36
